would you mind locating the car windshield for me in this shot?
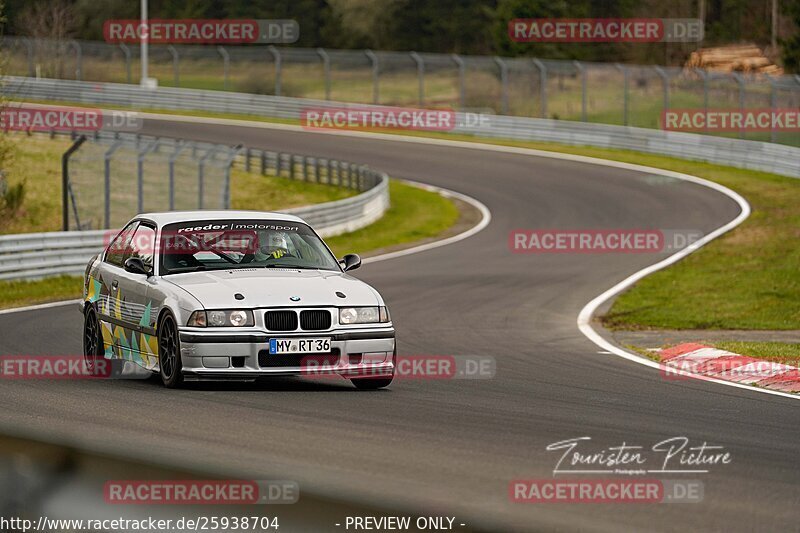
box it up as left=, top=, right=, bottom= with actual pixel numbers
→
left=159, top=219, right=341, bottom=275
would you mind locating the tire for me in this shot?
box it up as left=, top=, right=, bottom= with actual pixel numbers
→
left=350, top=348, right=395, bottom=390
left=82, top=305, right=104, bottom=374
left=158, top=313, right=184, bottom=388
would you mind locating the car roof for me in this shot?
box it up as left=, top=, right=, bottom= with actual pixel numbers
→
left=134, top=210, right=307, bottom=227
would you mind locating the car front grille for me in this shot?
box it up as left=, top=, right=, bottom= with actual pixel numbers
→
left=300, top=310, right=331, bottom=331
left=264, top=310, right=298, bottom=331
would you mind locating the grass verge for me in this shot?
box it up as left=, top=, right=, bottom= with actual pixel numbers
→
left=710, top=341, right=800, bottom=365
left=0, top=132, right=356, bottom=235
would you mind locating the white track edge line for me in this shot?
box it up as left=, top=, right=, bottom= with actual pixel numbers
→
left=362, top=178, right=491, bottom=264
left=12, top=110, right=797, bottom=400
left=0, top=298, right=80, bottom=316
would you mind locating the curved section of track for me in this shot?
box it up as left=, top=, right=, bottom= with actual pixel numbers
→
left=1, top=118, right=797, bottom=532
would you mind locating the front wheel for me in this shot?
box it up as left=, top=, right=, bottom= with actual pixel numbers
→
left=83, top=306, right=104, bottom=373
left=158, top=313, right=184, bottom=388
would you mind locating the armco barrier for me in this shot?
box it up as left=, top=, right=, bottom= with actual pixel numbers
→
left=3, top=76, right=800, bottom=179
left=0, top=171, right=389, bottom=281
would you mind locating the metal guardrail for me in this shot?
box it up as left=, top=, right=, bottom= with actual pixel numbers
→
left=0, top=172, right=388, bottom=281
left=61, top=131, right=242, bottom=231
left=3, top=36, right=800, bottom=144
left=0, top=135, right=389, bottom=280
left=3, top=76, right=800, bottom=179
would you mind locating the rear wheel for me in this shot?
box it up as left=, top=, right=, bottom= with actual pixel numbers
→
left=158, top=314, right=183, bottom=388
left=82, top=306, right=104, bottom=374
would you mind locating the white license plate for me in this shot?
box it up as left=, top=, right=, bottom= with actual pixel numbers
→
left=269, top=337, right=331, bottom=355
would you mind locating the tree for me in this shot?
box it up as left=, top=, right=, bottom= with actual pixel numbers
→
left=782, top=0, right=800, bottom=72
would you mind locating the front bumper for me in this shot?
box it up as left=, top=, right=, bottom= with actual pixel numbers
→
left=178, top=327, right=395, bottom=380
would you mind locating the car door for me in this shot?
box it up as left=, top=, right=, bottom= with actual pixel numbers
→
left=95, top=221, right=138, bottom=358
left=114, top=222, right=160, bottom=369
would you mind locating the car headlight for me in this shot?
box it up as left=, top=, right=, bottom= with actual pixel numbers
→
left=187, top=310, right=254, bottom=327
left=339, top=306, right=390, bottom=325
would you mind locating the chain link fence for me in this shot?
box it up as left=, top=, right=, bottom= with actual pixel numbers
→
left=62, top=132, right=240, bottom=231
left=60, top=131, right=387, bottom=233
left=3, top=36, right=800, bottom=146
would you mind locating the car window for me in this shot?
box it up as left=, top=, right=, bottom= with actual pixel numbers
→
left=127, top=224, right=157, bottom=271
left=105, top=222, right=138, bottom=267
left=160, top=220, right=341, bottom=274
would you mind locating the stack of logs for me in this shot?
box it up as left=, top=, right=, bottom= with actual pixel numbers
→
left=686, top=44, right=783, bottom=76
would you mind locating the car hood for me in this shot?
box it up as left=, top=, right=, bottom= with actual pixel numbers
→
left=164, top=268, right=382, bottom=309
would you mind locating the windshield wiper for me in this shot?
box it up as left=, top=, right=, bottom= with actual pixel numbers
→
left=262, top=264, right=318, bottom=270
left=163, top=265, right=207, bottom=274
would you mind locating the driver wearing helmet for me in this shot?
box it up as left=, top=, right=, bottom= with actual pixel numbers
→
left=256, top=231, right=292, bottom=260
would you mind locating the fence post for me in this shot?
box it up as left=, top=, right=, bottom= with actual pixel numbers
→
left=103, top=140, right=124, bottom=229
left=731, top=72, right=746, bottom=139
left=268, top=46, right=282, bottom=96
left=693, top=68, right=709, bottom=133
left=573, top=61, right=587, bottom=122
left=223, top=145, right=244, bottom=209
left=119, top=44, right=132, bottom=83
left=653, top=65, right=670, bottom=117
left=198, top=145, right=219, bottom=210
left=365, top=49, right=380, bottom=104
left=532, top=58, right=547, bottom=118
left=137, top=140, right=160, bottom=214
left=167, top=45, right=179, bottom=87
left=765, top=74, right=778, bottom=143
left=451, top=54, right=465, bottom=109
left=69, top=39, right=82, bottom=80
left=22, top=38, right=34, bottom=77
left=615, top=63, right=629, bottom=126
left=168, top=142, right=187, bottom=211
left=494, top=57, right=509, bottom=115
left=410, top=51, right=425, bottom=106
left=317, top=48, right=331, bottom=100
left=61, top=135, right=87, bottom=231
left=217, top=46, right=230, bottom=90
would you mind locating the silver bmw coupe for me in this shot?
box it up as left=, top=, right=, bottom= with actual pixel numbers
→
left=81, top=211, right=396, bottom=389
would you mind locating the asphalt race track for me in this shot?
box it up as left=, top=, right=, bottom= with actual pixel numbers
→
left=0, top=118, right=798, bottom=531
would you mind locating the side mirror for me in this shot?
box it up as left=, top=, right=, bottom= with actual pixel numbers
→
left=340, top=253, right=361, bottom=272
left=124, top=257, right=151, bottom=276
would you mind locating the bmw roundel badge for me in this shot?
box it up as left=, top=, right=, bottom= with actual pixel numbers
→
left=290, top=296, right=301, bottom=302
